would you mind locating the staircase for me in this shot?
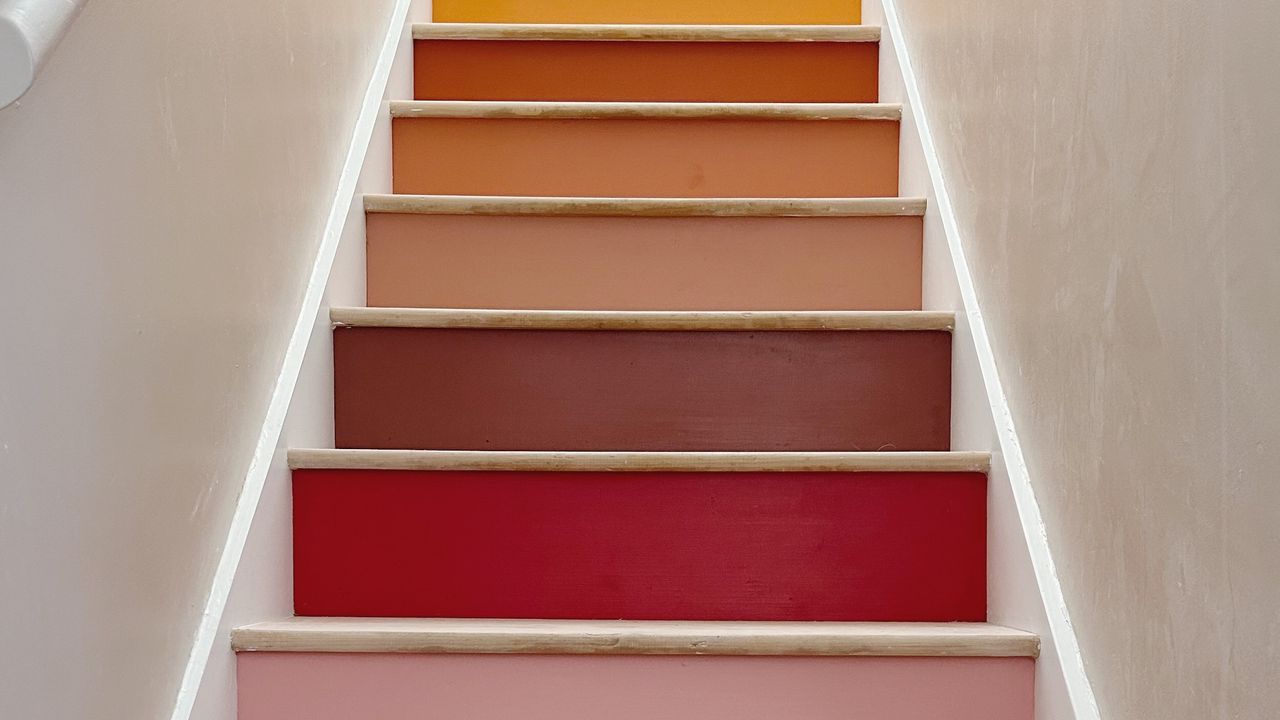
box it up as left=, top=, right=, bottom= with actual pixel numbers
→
left=231, top=1, right=1039, bottom=717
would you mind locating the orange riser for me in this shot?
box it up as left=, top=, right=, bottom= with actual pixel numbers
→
left=365, top=213, right=921, bottom=310
left=391, top=117, right=899, bottom=197
left=414, top=40, right=878, bottom=102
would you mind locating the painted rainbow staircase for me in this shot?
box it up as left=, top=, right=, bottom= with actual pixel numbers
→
left=231, top=1, right=1040, bottom=717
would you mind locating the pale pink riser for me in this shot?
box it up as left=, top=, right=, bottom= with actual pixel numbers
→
left=238, top=654, right=1034, bottom=719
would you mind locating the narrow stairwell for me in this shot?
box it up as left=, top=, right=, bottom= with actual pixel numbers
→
left=231, top=4, right=1039, bottom=718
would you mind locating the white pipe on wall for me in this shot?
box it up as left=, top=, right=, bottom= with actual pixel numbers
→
left=0, top=0, right=87, bottom=107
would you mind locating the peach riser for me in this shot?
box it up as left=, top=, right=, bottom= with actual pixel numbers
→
left=365, top=213, right=922, bottom=310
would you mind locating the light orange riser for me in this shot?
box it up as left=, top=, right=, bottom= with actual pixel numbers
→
left=391, top=118, right=899, bottom=197
left=365, top=213, right=922, bottom=310
left=432, top=0, right=861, bottom=25
left=414, top=40, right=878, bottom=102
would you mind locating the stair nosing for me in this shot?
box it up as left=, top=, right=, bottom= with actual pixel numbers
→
left=412, top=22, right=881, bottom=43
left=232, top=618, right=1040, bottom=658
left=328, top=308, right=954, bottom=331
left=363, top=195, right=926, bottom=217
left=389, top=100, right=901, bottom=121
left=287, top=449, right=991, bottom=473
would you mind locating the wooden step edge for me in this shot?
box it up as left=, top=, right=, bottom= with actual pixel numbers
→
left=232, top=618, right=1040, bottom=658
left=389, top=100, right=901, bottom=121
left=412, top=23, right=881, bottom=43
left=363, top=195, right=927, bottom=217
left=329, top=308, right=955, bottom=331
left=288, top=450, right=991, bottom=473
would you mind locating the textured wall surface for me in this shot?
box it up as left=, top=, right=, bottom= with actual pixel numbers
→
left=896, top=0, right=1280, bottom=717
left=0, top=0, right=397, bottom=716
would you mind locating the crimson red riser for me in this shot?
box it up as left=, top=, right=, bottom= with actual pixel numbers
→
left=293, top=470, right=987, bottom=621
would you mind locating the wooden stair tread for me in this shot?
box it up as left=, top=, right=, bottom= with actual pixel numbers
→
left=413, top=23, right=881, bottom=43
left=390, top=100, right=901, bottom=120
left=288, top=449, right=989, bottom=472
left=329, top=308, right=953, bottom=331
left=233, top=618, right=1039, bottom=657
left=363, top=194, right=925, bottom=217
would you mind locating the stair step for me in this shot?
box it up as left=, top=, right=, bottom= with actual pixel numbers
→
left=412, top=24, right=878, bottom=102
left=390, top=100, right=900, bottom=119
left=236, top=619, right=1035, bottom=719
left=330, top=310, right=952, bottom=451
left=288, top=449, right=989, bottom=472
left=290, top=455, right=986, bottom=620
left=390, top=102, right=900, bottom=197
left=414, top=23, right=882, bottom=42
left=364, top=196, right=923, bottom=311
left=234, top=618, right=1038, bottom=656
left=363, top=194, right=925, bottom=216
left=330, top=307, right=951, bottom=330
left=432, top=0, right=863, bottom=25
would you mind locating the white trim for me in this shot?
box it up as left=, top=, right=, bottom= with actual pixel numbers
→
left=872, top=0, right=1101, bottom=718
left=164, top=0, right=414, bottom=717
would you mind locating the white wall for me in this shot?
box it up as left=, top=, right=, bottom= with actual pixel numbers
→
left=889, top=0, right=1280, bottom=718
left=864, top=2, right=1097, bottom=717
left=184, top=2, right=424, bottom=714
left=0, top=0, right=399, bottom=716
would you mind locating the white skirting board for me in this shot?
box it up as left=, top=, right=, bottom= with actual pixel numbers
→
left=861, top=0, right=1102, bottom=718
left=165, top=1, right=426, bottom=718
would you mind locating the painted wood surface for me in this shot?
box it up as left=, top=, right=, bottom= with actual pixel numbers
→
left=362, top=194, right=927, bottom=216
left=390, top=116, right=899, bottom=197
left=332, top=327, right=951, bottom=451
left=432, top=0, right=862, bottom=25
left=365, top=213, right=922, bottom=310
left=237, top=654, right=1033, bottom=720
left=389, top=101, right=900, bottom=120
left=414, top=39, right=878, bottom=102
left=234, top=618, right=1036, bottom=655
left=331, top=308, right=950, bottom=330
left=287, top=449, right=992, bottom=473
left=292, top=469, right=986, bottom=620
left=413, top=24, right=883, bottom=42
